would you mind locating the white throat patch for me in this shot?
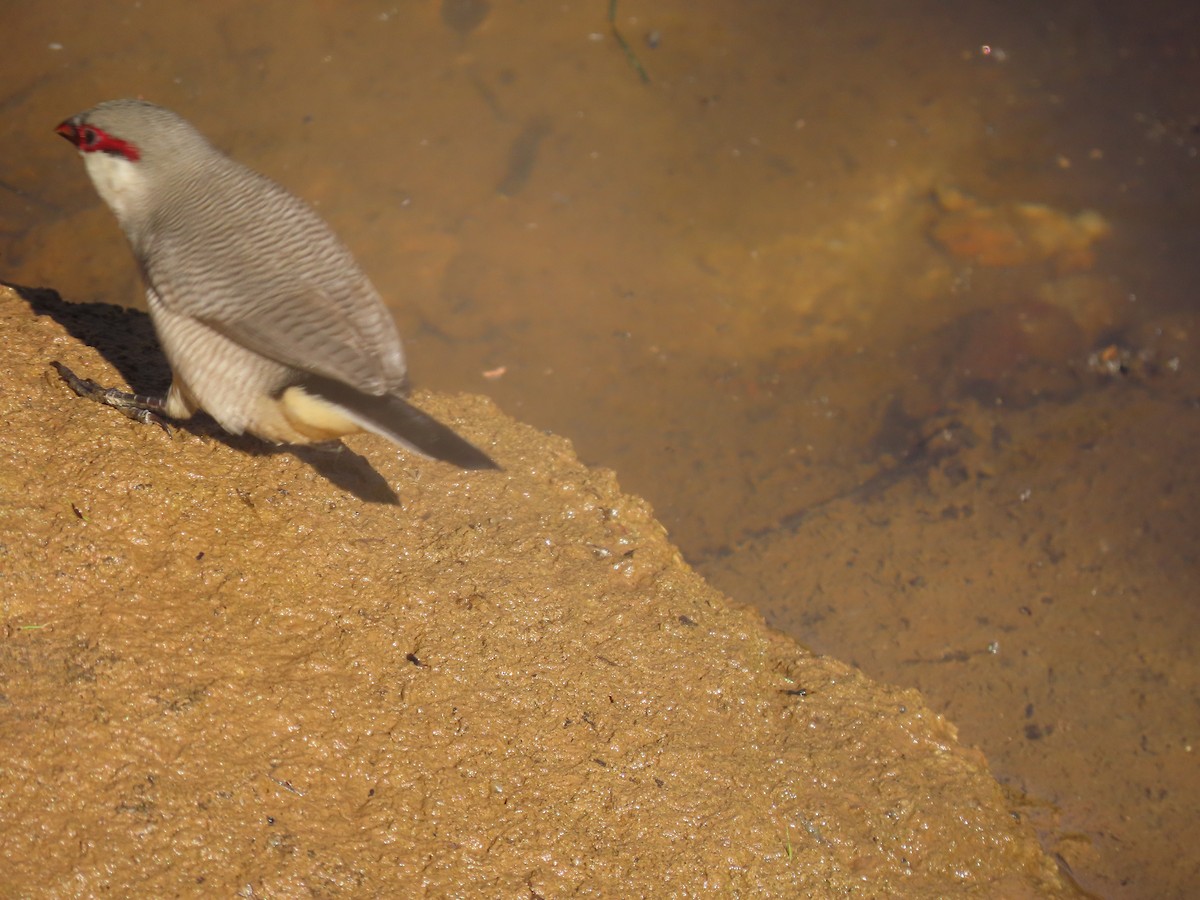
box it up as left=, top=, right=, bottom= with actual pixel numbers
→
left=82, top=151, right=146, bottom=225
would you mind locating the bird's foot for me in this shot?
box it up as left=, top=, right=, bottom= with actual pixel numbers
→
left=51, top=361, right=173, bottom=435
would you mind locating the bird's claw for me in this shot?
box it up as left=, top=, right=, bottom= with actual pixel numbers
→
left=51, top=361, right=173, bottom=435
left=122, top=403, right=173, bottom=434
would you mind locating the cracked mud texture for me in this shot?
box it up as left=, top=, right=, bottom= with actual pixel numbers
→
left=0, top=285, right=1072, bottom=896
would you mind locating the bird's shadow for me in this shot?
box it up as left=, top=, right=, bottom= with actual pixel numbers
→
left=9, top=282, right=399, bottom=505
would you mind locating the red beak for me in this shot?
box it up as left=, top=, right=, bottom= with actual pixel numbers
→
left=55, top=120, right=80, bottom=146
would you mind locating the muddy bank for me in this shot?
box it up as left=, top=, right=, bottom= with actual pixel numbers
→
left=0, top=285, right=1071, bottom=896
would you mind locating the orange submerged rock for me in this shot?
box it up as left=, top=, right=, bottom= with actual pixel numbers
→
left=931, top=185, right=1111, bottom=273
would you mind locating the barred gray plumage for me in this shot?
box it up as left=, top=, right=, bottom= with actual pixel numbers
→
left=55, top=99, right=496, bottom=471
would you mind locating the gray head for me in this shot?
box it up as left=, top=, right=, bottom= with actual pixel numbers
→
left=56, top=99, right=215, bottom=165
left=56, top=99, right=223, bottom=227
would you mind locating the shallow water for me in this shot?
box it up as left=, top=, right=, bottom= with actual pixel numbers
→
left=4, top=1, right=1197, bottom=895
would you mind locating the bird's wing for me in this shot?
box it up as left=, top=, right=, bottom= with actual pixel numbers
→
left=142, top=169, right=408, bottom=395
left=201, top=274, right=405, bottom=396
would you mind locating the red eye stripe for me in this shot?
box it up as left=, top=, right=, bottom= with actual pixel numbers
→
left=55, top=121, right=141, bottom=162
left=83, top=125, right=141, bottom=162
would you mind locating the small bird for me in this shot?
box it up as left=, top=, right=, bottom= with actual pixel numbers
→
left=54, top=98, right=497, bottom=470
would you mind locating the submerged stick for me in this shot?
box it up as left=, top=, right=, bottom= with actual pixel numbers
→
left=609, top=0, right=650, bottom=84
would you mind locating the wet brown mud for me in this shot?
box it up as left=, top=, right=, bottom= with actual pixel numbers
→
left=0, top=286, right=1071, bottom=896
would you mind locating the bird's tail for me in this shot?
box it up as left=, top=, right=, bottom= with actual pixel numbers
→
left=302, top=374, right=499, bottom=470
